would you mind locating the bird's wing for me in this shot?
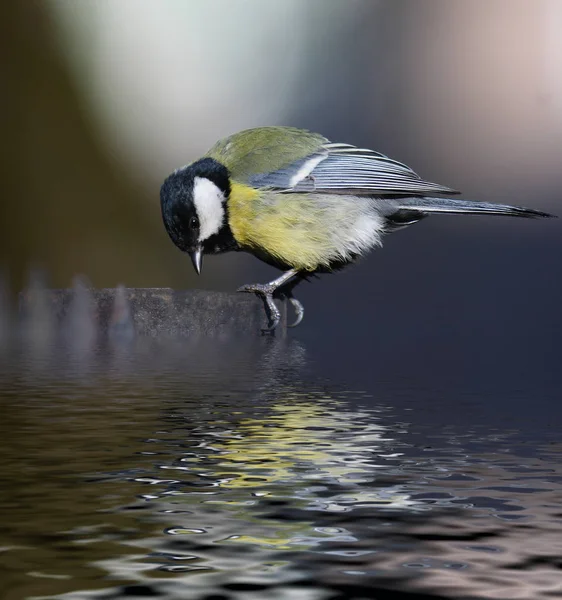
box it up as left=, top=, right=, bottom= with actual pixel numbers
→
left=248, top=142, right=458, bottom=196
left=206, top=127, right=328, bottom=183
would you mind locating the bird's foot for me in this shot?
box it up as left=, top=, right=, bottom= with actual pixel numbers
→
left=287, top=295, right=304, bottom=328
left=237, top=283, right=281, bottom=333
left=237, top=269, right=302, bottom=333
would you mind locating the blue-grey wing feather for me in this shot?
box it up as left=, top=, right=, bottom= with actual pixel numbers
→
left=247, top=143, right=458, bottom=196
left=248, top=155, right=319, bottom=189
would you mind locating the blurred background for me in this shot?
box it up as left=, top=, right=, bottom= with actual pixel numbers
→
left=1, top=0, right=561, bottom=325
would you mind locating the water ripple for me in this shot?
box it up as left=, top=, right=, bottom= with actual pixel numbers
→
left=1, top=339, right=561, bottom=599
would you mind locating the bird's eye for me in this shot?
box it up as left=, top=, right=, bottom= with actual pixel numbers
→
left=189, top=216, right=199, bottom=229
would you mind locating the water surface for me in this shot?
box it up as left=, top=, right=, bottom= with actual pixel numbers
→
left=1, top=336, right=561, bottom=599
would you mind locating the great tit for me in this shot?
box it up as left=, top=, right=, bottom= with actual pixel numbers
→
left=160, top=126, right=554, bottom=331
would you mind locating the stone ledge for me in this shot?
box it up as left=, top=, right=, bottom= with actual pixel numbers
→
left=17, top=286, right=268, bottom=338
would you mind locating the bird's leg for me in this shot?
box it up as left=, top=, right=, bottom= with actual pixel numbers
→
left=237, top=268, right=300, bottom=332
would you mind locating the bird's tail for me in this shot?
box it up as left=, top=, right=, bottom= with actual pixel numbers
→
left=396, top=197, right=555, bottom=219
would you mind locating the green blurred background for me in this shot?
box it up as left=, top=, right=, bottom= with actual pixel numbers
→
left=2, top=0, right=561, bottom=293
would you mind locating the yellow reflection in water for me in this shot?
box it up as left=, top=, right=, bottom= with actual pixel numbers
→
left=174, top=396, right=414, bottom=551
left=214, top=401, right=385, bottom=487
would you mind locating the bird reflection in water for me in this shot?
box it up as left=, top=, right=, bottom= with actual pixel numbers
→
left=158, top=395, right=414, bottom=552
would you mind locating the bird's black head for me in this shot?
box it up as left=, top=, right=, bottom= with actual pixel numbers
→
left=160, top=157, right=236, bottom=273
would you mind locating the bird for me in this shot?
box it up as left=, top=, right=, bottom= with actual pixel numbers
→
left=160, top=126, right=555, bottom=332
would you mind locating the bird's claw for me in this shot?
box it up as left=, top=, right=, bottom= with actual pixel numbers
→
left=287, top=296, right=304, bottom=328
left=237, top=275, right=304, bottom=332
left=237, top=283, right=280, bottom=333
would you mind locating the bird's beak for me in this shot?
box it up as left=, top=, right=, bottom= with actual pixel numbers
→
left=189, top=247, right=203, bottom=275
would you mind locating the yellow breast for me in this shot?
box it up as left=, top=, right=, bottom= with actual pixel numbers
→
left=228, top=183, right=332, bottom=271
left=228, top=182, right=383, bottom=271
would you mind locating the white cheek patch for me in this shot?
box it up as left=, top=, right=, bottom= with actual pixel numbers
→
left=192, top=176, right=226, bottom=242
